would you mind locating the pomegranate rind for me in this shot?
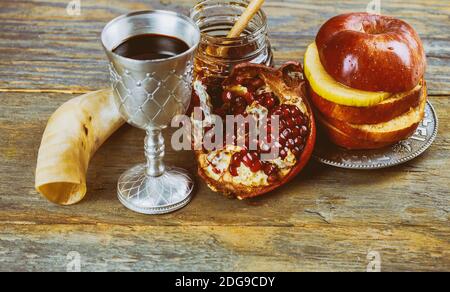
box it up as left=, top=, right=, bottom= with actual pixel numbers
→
left=195, top=62, right=316, bottom=199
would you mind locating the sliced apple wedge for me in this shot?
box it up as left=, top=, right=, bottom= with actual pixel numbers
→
left=304, top=42, right=391, bottom=107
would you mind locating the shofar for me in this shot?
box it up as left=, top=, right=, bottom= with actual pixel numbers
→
left=35, top=89, right=124, bottom=205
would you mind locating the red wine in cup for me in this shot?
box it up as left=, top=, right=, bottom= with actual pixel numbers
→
left=113, top=34, right=189, bottom=60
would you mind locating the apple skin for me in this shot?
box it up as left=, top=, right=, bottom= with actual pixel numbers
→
left=316, top=13, right=426, bottom=93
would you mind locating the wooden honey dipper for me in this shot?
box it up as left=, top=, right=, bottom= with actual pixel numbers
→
left=227, top=0, right=265, bottom=39
left=215, top=0, right=265, bottom=56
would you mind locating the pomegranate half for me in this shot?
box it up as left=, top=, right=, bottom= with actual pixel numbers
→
left=191, top=62, right=316, bottom=199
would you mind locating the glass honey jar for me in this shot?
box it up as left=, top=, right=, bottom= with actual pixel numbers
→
left=191, top=0, right=273, bottom=102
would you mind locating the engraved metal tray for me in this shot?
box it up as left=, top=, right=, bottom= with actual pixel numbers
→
left=313, top=101, right=438, bottom=169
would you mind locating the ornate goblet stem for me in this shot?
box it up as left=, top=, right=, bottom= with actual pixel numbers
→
left=102, top=10, right=200, bottom=214
left=145, top=129, right=166, bottom=177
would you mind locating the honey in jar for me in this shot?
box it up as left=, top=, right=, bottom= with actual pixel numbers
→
left=190, top=0, right=273, bottom=105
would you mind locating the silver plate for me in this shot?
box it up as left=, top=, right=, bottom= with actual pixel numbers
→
left=313, top=101, right=438, bottom=169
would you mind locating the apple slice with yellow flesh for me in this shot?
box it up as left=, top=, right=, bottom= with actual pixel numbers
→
left=304, top=42, right=391, bottom=107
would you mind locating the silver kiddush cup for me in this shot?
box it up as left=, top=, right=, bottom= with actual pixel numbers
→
left=101, top=11, right=200, bottom=214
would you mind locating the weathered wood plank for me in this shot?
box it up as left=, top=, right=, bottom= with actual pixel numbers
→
left=0, top=0, right=449, bottom=272
left=0, top=92, right=448, bottom=231
left=0, top=0, right=449, bottom=94
left=0, top=224, right=448, bottom=272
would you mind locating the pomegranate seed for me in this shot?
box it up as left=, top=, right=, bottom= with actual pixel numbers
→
left=292, top=127, right=301, bottom=138
left=234, top=96, right=246, bottom=106
left=288, top=138, right=295, bottom=148
left=263, top=96, right=276, bottom=109
left=299, top=125, right=308, bottom=137
left=246, top=93, right=255, bottom=104
left=287, top=118, right=295, bottom=128
left=255, top=93, right=265, bottom=104
left=263, top=163, right=277, bottom=176
left=250, top=159, right=262, bottom=172
left=231, top=153, right=242, bottom=167
left=294, top=116, right=303, bottom=124
left=292, top=106, right=301, bottom=116
left=242, top=153, right=253, bottom=168
left=281, top=129, right=291, bottom=139
left=229, top=165, right=239, bottom=176
left=279, top=149, right=287, bottom=159
left=222, top=91, right=233, bottom=103
left=201, top=78, right=311, bottom=182
left=249, top=151, right=259, bottom=160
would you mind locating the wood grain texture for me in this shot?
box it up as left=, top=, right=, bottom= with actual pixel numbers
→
left=0, top=0, right=449, bottom=272
left=0, top=0, right=449, bottom=94
left=0, top=224, right=448, bottom=272
left=0, top=92, right=449, bottom=271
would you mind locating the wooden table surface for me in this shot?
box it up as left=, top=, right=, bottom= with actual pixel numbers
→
left=0, top=0, right=449, bottom=272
